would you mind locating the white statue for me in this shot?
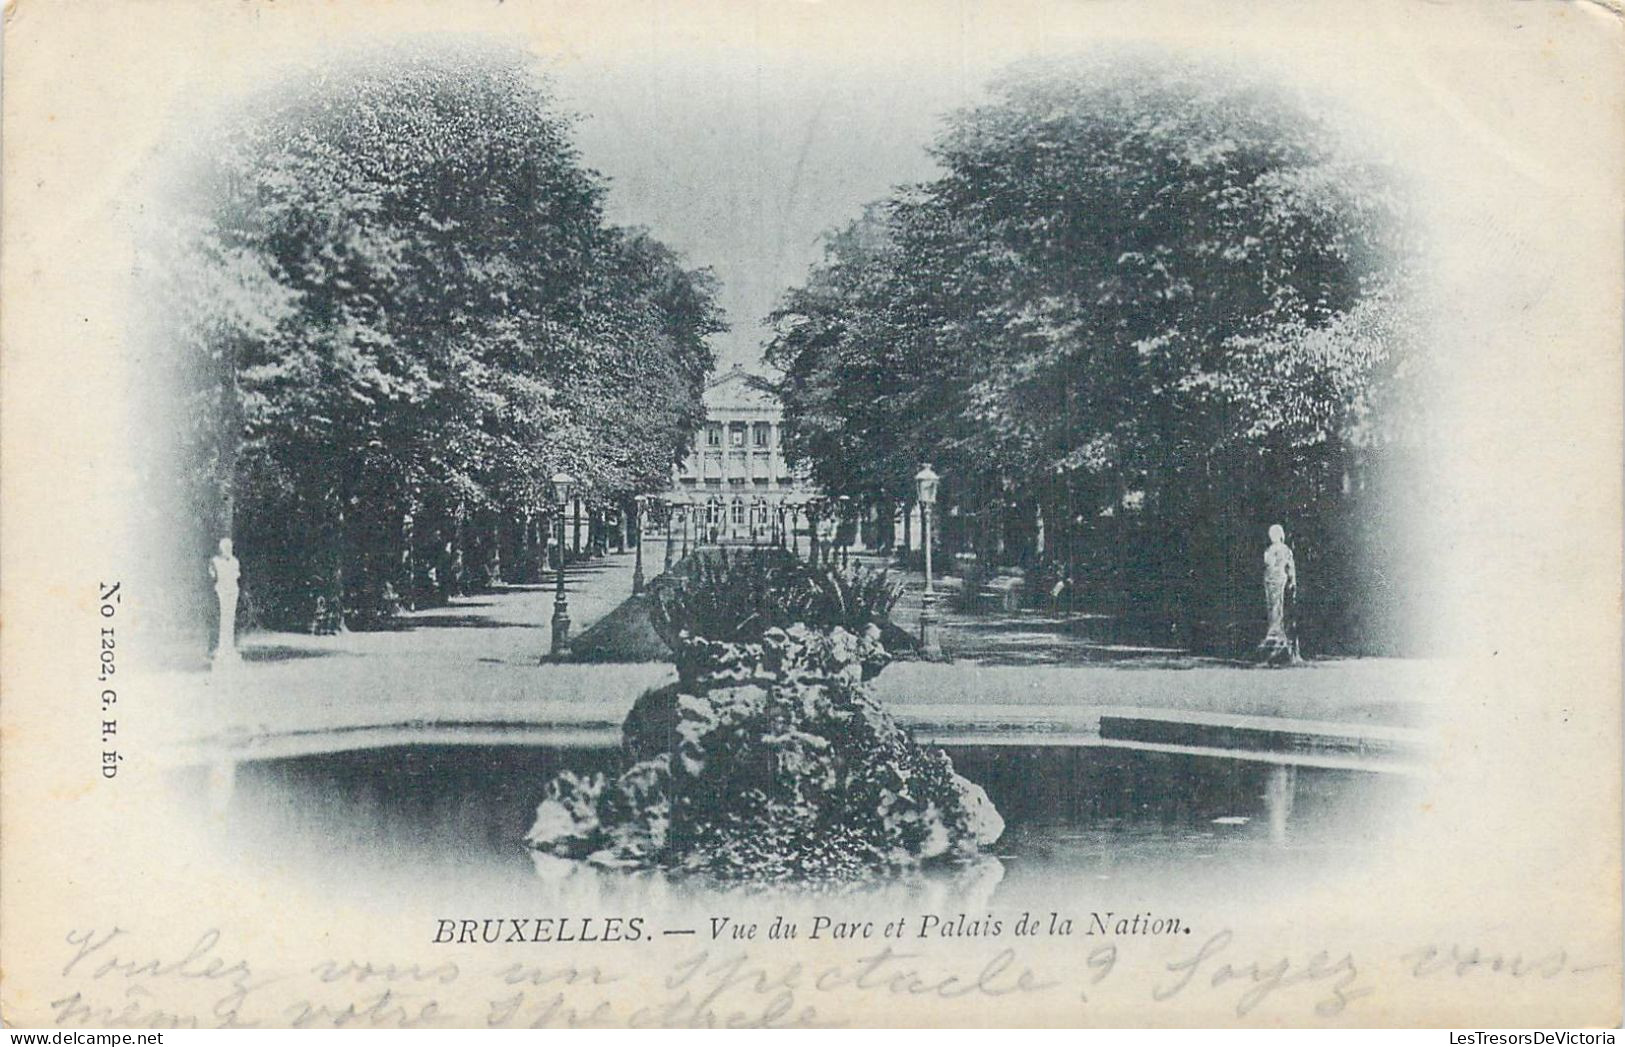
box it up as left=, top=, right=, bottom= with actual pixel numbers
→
left=1258, top=523, right=1300, bottom=665
left=209, top=537, right=241, bottom=668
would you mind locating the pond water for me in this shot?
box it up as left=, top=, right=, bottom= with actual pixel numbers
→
left=172, top=744, right=1416, bottom=912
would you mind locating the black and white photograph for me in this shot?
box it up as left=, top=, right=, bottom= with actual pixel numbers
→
left=1, top=0, right=1619, bottom=1031
left=145, top=32, right=1433, bottom=901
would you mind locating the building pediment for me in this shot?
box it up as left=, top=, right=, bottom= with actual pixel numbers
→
left=703, top=364, right=780, bottom=414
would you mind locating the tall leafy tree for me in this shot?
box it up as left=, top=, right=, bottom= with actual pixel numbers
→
left=160, top=46, right=721, bottom=628
left=768, top=55, right=1422, bottom=652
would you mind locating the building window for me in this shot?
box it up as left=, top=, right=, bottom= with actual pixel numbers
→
left=730, top=424, right=745, bottom=448
left=753, top=423, right=770, bottom=448
left=706, top=424, right=722, bottom=447
left=731, top=499, right=745, bottom=525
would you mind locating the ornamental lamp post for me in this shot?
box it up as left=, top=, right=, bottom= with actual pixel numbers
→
left=549, top=471, right=576, bottom=658
left=819, top=496, right=835, bottom=567
left=663, top=497, right=677, bottom=570
left=914, top=464, right=942, bottom=659
left=822, top=497, right=835, bottom=566
left=632, top=494, right=648, bottom=596
left=838, top=494, right=853, bottom=569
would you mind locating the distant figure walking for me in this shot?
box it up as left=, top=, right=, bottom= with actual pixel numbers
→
left=1258, top=524, right=1301, bottom=665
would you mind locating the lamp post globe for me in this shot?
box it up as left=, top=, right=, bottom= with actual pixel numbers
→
left=548, top=472, right=576, bottom=658
left=914, top=464, right=939, bottom=508
left=913, top=464, right=942, bottom=659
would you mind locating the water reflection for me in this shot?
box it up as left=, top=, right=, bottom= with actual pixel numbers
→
left=529, top=848, right=1008, bottom=914
left=170, top=744, right=1415, bottom=910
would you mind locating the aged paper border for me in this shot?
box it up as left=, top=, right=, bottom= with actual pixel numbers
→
left=1, top=0, right=1620, bottom=1028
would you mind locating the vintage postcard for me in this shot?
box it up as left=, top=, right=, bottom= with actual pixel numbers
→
left=1, top=0, right=1620, bottom=1030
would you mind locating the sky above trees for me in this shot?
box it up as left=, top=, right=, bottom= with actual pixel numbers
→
left=538, top=21, right=1431, bottom=372
left=124, top=2, right=1556, bottom=379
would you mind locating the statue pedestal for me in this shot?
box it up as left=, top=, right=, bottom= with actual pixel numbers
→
left=213, top=581, right=240, bottom=671
left=213, top=598, right=241, bottom=670
left=918, top=592, right=943, bottom=661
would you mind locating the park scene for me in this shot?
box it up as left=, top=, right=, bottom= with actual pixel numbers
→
left=143, top=45, right=1435, bottom=896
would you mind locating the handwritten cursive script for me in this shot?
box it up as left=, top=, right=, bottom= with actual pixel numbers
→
left=36, top=926, right=1613, bottom=1028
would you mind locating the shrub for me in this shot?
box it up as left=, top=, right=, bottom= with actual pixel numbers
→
left=647, top=548, right=902, bottom=651
left=953, top=556, right=989, bottom=612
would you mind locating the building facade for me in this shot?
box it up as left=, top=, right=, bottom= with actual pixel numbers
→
left=665, top=365, right=818, bottom=542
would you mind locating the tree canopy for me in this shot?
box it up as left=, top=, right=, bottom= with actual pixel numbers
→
left=766, top=56, right=1424, bottom=653
left=157, top=46, right=723, bottom=628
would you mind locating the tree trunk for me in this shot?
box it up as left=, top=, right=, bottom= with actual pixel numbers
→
left=1034, top=500, right=1046, bottom=564
left=215, top=343, right=241, bottom=548
left=316, top=486, right=347, bottom=634
left=515, top=511, right=531, bottom=584
left=874, top=499, right=893, bottom=551
left=400, top=509, right=416, bottom=611
left=625, top=498, right=640, bottom=549
left=435, top=519, right=454, bottom=606
left=487, top=514, right=503, bottom=586
left=452, top=502, right=468, bottom=596
left=538, top=513, right=550, bottom=573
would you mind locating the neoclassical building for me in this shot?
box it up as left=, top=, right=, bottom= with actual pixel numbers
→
left=665, top=364, right=818, bottom=542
